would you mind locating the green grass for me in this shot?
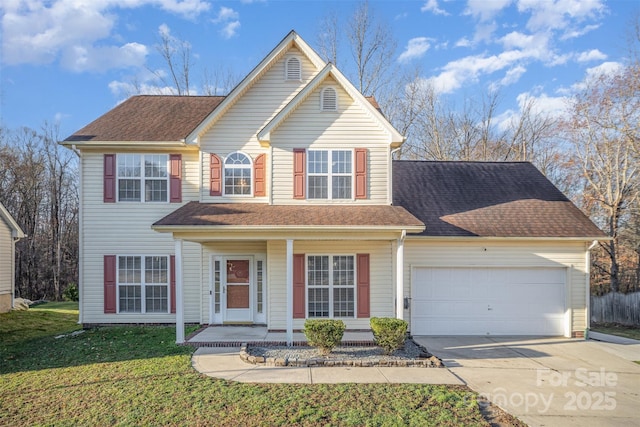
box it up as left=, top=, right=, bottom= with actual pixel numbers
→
left=1, top=303, right=498, bottom=426
left=591, top=323, right=640, bottom=341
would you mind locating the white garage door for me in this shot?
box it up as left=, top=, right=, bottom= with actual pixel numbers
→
left=411, top=267, right=566, bottom=336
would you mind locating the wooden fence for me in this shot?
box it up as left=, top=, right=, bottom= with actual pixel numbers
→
left=590, top=292, right=640, bottom=325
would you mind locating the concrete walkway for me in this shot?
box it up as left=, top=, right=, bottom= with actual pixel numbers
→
left=192, top=346, right=462, bottom=384
left=414, top=336, right=640, bottom=427
left=188, top=326, right=374, bottom=345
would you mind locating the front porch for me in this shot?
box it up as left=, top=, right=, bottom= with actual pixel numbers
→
left=186, top=325, right=375, bottom=347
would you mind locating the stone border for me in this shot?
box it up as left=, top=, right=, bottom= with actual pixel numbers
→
left=239, top=343, right=444, bottom=368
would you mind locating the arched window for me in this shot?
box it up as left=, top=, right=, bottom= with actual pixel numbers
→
left=321, top=87, right=338, bottom=111
left=224, top=152, right=252, bottom=195
left=285, top=56, right=302, bottom=81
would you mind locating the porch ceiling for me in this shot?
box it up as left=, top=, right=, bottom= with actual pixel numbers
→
left=152, top=202, right=425, bottom=235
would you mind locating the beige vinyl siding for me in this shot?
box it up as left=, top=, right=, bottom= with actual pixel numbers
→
left=80, top=150, right=201, bottom=324
left=0, top=218, right=13, bottom=312
left=200, top=47, right=317, bottom=203
left=200, top=241, right=268, bottom=323
left=271, top=76, right=391, bottom=204
left=267, top=240, right=394, bottom=330
left=403, top=239, right=589, bottom=334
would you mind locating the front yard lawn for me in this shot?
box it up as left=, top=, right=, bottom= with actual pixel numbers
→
left=1, top=303, right=514, bottom=426
left=591, top=323, right=640, bottom=341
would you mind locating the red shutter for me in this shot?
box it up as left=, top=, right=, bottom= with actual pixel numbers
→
left=254, top=153, right=266, bottom=197
left=293, top=254, right=306, bottom=318
left=355, top=148, right=367, bottom=200
left=356, top=254, right=370, bottom=318
left=104, top=154, right=116, bottom=203
left=210, top=154, right=222, bottom=196
left=170, top=255, right=176, bottom=314
left=293, top=149, right=306, bottom=199
left=169, top=154, right=182, bottom=203
left=104, top=255, right=117, bottom=314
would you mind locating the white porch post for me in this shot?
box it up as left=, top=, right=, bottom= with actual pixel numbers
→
left=175, top=239, right=185, bottom=344
left=286, top=239, right=294, bottom=346
left=396, top=231, right=406, bottom=320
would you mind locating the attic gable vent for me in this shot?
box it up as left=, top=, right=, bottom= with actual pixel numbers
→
left=285, top=56, right=302, bottom=81
left=321, top=87, right=338, bottom=111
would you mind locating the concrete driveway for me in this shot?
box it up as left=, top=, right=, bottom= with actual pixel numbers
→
left=413, top=336, right=640, bottom=427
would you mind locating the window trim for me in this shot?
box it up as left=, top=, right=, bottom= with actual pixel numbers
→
left=305, top=254, right=357, bottom=319
left=285, top=55, right=302, bottom=81
left=116, top=254, right=170, bottom=314
left=320, top=86, right=338, bottom=111
left=223, top=151, right=253, bottom=197
left=307, top=149, right=354, bottom=200
left=116, top=153, right=170, bottom=203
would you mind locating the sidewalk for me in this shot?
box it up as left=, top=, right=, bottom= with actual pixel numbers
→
left=192, top=347, right=463, bottom=384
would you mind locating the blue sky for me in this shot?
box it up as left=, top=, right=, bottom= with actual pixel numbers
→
left=1, top=0, right=638, bottom=140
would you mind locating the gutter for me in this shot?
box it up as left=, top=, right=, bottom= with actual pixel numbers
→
left=585, top=240, right=599, bottom=338
left=72, top=144, right=84, bottom=325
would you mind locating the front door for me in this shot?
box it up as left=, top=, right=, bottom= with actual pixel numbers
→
left=223, top=257, right=253, bottom=322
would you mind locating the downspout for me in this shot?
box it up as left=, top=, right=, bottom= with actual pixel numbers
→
left=389, top=147, right=401, bottom=205
left=72, top=145, right=83, bottom=324
left=585, top=240, right=598, bottom=339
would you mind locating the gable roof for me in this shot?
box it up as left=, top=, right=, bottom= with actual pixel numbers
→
left=393, top=161, right=606, bottom=239
left=153, top=202, right=424, bottom=232
left=185, top=30, right=326, bottom=144
left=257, top=63, right=404, bottom=147
left=63, top=95, right=224, bottom=145
left=0, top=202, right=25, bottom=239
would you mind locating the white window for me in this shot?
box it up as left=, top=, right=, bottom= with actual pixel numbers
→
left=285, top=56, right=302, bottom=81
left=118, top=255, right=169, bottom=314
left=307, top=255, right=355, bottom=318
left=117, top=154, right=168, bottom=202
left=320, top=87, right=338, bottom=111
left=307, top=149, right=352, bottom=199
left=224, top=152, right=252, bottom=195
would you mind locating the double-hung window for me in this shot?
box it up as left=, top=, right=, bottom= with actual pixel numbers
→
left=307, top=150, right=352, bottom=199
left=118, top=255, right=169, bottom=313
left=224, top=152, right=252, bottom=195
left=307, top=255, right=355, bottom=318
left=117, top=154, right=168, bottom=202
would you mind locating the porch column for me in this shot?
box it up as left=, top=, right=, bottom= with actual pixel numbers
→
left=286, top=239, right=294, bottom=346
left=396, top=231, right=406, bottom=320
left=175, top=239, right=184, bottom=344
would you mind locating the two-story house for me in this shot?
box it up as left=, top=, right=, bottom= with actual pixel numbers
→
left=63, top=31, right=605, bottom=344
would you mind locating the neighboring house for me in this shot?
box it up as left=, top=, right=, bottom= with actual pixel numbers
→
left=0, top=202, right=25, bottom=313
left=62, top=31, right=605, bottom=343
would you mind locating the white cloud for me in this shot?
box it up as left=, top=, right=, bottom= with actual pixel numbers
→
left=517, top=0, right=605, bottom=33
left=464, top=0, right=512, bottom=22
left=576, top=49, right=607, bottom=63
left=62, top=42, right=148, bottom=72
left=398, top=37, right=433, bottom=63
left=220, top=21, right=241, bottom=39
left=421, top=0, right=450, bottom=16
left=500, top=65, right=527, bottom=86
left=213, top=6, right=239, bottom=23
left=1, top=0, right=210, bottom=70
left=212, top=6, right=240, bottom=39
left=560, top=23, right=600, bottom=40
left=455, top=38, right=472, bottom=48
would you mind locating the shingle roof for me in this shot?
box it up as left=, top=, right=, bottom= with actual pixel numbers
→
left=64, top=95, right=225, bottom=142
left=392, top=161, right=606, bottom=238
left=153, top=201, right=424, bottom=229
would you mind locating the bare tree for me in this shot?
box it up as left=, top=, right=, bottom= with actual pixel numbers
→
left=563, top=69, right=640, bottom=293
left=317, top=11, right=340, bottom=65
left=201, top=65, right=241, bottom=96
left=153, top=26, right=193, bottom=95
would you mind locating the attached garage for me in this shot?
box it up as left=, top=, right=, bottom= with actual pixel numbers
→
left=411, top=267, right=567, bottom=336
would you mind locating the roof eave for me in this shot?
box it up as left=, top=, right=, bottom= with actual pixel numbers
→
left=60, top=140, right=197, bottom=150
left=152, top=224, right=425, bottom=233
left=0, top=203, right=25, bottom=238
left=406, top=235, right=610, bottom=241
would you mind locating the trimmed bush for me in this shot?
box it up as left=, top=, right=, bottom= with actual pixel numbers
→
left=370, top=317, right=408, bottom=354
left=304, top=319, right=346, bottom=355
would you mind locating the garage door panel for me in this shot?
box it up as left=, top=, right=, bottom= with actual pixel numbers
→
left=411, top=267, right=566, bottom=336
